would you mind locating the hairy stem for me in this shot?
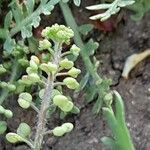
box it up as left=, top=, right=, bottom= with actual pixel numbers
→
left=33, top=42, right=62, bottom=150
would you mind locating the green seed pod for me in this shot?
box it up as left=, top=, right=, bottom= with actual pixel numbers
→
left=41, top=53, right=51, bottom=63
left=63, top=77, right=79, bottom=89
left=17, top=123, right=31, bottom=138
left=68, top=67, right=81, bottom=78
left=0, top=65, right=6, bottom=74
left=26, top=67, right=37, bottom=75
left=70, top=44, right=80, bottom=56
left=40, top=63, right=50, bottom=74
left=51, top=89, right=62, bottom=98
left=61, top=123, right=74, bottom=133
left=21, top=75, right=32, bottom=85
left=18, top=58, right=29, bottom=66
left=3, top=62, right=11, bottom=70
left=71, top=105, right=80, bottom=114
left=12, top=50, right=20, bottom=57
left=39, top=39, right=52, bottom=50
left=18, top=93, right=32, bottom=109
left=0, top=106, right=5, bottom=114
left=7, top=84, right=16, bottom=92
left=40, top=62, right=57, bottom=74
left=47, top=62, right=58, bottom=73
left=29, top=60, right=38, bottom=70
left=0, top=121, right=7, bottom=134
left=19, top=92, right=32, bottom=101
left=31, top=55, right=40, bottom=65
left=15, top=83, right=25, bottom=94
left=6, top=133, right=24, bottom=143
left=4, top=110, right=13, bottom=118
left=0, top=82, right=8, bottom=88
left=60, top=58, right=74, bottom=69
left=53, top=95, right=73, bottom=112
left=18, top=98, right=31, bottom=109
left=39, top=89, right=45, bottom=99
left=52, top=126, right=66, bottom=137
left=28, top=73, right=40, bottom=82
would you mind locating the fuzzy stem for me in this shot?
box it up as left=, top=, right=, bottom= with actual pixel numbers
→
left=61, top=51, right=72, bottom=57
left=33, top=42, right=62, bottom=150
left=56, top=72, right=68, bottom=77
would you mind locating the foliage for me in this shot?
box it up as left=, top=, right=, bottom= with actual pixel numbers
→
left=0, top=0, right=60, bottom=51
left=6, top=24, right=81, bottom=149
left=86, top=0, right=135, bottom=21
left=101, top=91, right=135, bottom=150
left=0, top=0, right=137, bottom=150
left=62, top=0, right=81, bottom=6
left=128, top=0, right=150, bottom=21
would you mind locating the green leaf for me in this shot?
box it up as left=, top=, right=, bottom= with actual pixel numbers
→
left=118, top=0, right=135, bottom=7
left=102, top=107, right=118, bottom=135
left=101, top=136, right=116, bottom=150
left=21, top=26, right=32, bottom=39
left=143, top=0, right=150, bottom=12
left=71, top=105, right=80, bottom=114
left=48, top=0, right=61, bottom=5
left=4, top=11, right=13, bottom=29
left=73, top=0, right=81, bottom=6
left=6, top=133, right=25, bottom=143
left=6, top=132, right=34, bottom=148
left=42, top=4, right=54, bottom=15
left=4, top=37, right=16, bottom=52
left=113, top=91, right=125, bottom=125
left=17, top=123, right=31, bottom=138
left=26, top=0, right=35, bottom=14
left=84, top=39, right=99, bottom=56
left=11, top=3, right=23, bottom=24
left=78, top=24, right=93, bottom=35
left=62, top=0, right=70, bottom=3
left=31, top=16, right=41, bottom=28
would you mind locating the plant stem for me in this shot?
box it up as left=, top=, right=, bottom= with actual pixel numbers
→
left=59, top=2, right=103, bottom=89
left=0, top=60, right=19, bottom=105
left=33, top=75, right=54, bottom=150
left=33, top=42, right=62, bottom=150
left=61, top=51, right=71, bottom=57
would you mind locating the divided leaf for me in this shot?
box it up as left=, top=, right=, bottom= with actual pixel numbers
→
left=4, top=11, right=13, bottom=29
left=73, top=0, right=81, bottom=6
left=84, top=39, right=99, bottom=56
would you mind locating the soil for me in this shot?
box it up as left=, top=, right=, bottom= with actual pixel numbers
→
left=0, top=1, right=150, bottom=150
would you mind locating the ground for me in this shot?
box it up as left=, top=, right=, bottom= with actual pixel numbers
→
left=0, top=1, right=150, bottom=150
